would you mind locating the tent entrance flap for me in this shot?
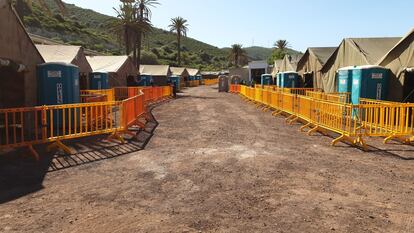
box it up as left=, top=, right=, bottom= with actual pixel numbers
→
left=403, top=70, right=414, bottom=103
left=0, top=66, right=25, bottom=108
left=303, top=72, right=314, bottom=88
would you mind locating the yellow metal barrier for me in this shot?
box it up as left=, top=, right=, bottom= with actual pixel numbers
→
left=237, top=86, right=414, bottom=148
left=0, top=86, right=173, bottom=159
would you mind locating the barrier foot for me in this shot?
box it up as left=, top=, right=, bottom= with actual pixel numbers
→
left=383, top=135, right=395, bottom=144
left=47, top=140, right=73, bottom=155
left=307, top=126, right=320, bottom=136
left=300, top=123, right=312, bottom=132
left=272, top=110, right=282, bottom=116
left=28, top=145, right=40, bottom=161
left=108, top=132, right=126, bottom=144
left=285, top=115, right=296, bottom=124
left=355, top=136, right=368, bottom=150
left=384, top=135, right=413, bottom=145
left=287, top=116, right=299, bottom=125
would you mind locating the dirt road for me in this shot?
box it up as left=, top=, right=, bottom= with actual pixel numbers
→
left=1, top=85, right=413, bottom=232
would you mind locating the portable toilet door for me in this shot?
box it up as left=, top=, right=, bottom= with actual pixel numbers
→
left=337, top=67, right=353, bottom=93
left=138, top=74, right=153, bottom=86
left=37, top=62, right=80, bottom=130
left=351, top=66, right=389, bottom=104
left=37, top=62, right=80, bottom=105
left=169, top=75, right=180, bottom=91
left=282, top=72, right=299, bottom=88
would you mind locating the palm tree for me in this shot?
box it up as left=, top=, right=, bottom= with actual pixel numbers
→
left=274, top=40, right=289, bottom=52
left=229, top=44, right=247, bottom=67
left=169, top=17, right=189, bottom=66
left=135, top=0, right=158, bottom=70
left=26, top=0, right=66, bottom=15
left=112, top=1, right=153, bottom=66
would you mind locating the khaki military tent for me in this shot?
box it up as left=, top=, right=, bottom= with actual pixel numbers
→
left=87, top=56, right=137, bottom=87
left=296, top=47, right=336, bottom=89
left=377, top=29, right=414, bottom=102
left=280, top=54, right=302, bottom=72
left=170, top=67, right=189, bottom=87
left=321, top=37, right=401, bottom=93
left=139, top=65, right=171, bottom=86
left=0, top=0, right=44, bottom=108
left=36, top=45, right=93, bottom=89
left=271, top=59, right=283, bottom=77
left=187, top=68, right=201, bottom=77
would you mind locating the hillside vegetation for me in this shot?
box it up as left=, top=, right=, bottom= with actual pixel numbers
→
left=14, top=0, right=300, bottom=70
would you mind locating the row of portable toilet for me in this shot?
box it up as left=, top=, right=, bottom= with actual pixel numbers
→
left=260, top=72, right=300, bottom=88
left=337, top=65, right=389, bottom=104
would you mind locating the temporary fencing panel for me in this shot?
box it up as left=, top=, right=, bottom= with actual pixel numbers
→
left=0, top=86, right=173, bottom=158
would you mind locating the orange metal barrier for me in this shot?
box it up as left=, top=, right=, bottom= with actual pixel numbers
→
left=0, top=86, right=172, bottom=159
left=204, top=79, right=219, bottom=86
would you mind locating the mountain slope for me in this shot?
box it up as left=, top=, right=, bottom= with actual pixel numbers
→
left=14, top=0, right=301, bottom=70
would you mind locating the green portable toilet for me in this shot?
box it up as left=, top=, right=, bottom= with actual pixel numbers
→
left=351, top=66, right=389, bottom=104
left=337, top=67, right=353, bottom=93
left=281, top=72, right=299, bottom=88
left=261, top=74, right=273, bottom=86
left=89, top=72, right=109, bottom=90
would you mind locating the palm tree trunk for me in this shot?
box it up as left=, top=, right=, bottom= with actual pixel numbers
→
left=125, top=27, right=130, bottom=56
left=177, top=33, right=181, bottom=66
left=137, top=32, right=142, bottom=70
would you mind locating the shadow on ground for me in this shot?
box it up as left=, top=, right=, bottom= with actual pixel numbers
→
left=0, top=104, right=162, bottom=204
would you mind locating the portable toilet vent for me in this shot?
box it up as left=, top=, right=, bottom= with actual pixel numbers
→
left=351, top=66, right=389, bottom=104
left=280, top=72, right=299, bottom=88
left=337, top=67, right=353, bottom=93
left=261, top=74, right=273, bottom=86
left=37, top=62, right=80, bottom=105
left=89, top=72, right=109, bottom=90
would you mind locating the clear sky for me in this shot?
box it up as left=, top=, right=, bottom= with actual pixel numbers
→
left=64, top=0, right=413, bottom=52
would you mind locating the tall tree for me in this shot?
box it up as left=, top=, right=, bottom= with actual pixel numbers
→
left=274, top=40, right=289, bottom=52
left=229, top=44, right=247, bottom=67
left=169, top=17, right=189, bottom=66
left=112, top=1, right=153, bottom=66
left=135, top=0, right=158, bottom=70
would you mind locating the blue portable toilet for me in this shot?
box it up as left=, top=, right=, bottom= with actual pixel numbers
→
left=351, top=65, right=389, bottom=104
left=89, top=72, right=109, bottom=90
left=197, top=74, right=203, bottom=84
left=280, top=72, right=299, bottom=88
left=169, top=75, right=180, bottom=90
left=261, top=74, right=273, bottom=86
left=137, top=74, right=153, bottom=86
left=337, top=67, right=353, bottom=93
left=37, top=62, right=80, bottom=130
left=37, top=62, right=80, bottom=105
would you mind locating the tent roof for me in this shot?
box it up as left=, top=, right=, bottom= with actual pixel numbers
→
left=378, top=28, right=414, bottom=66
left=170, top=67, right=188, bottom=76
left=308, top=47, right=337, bottom=65
left=139, top=65, right=170, bottom=76
left=86, top=56, right=130, bottom=73
left=187, top=68, right=200, bottom=76
left=322, top=37, right=401, bottom=72
left=35, top=45, right=82, bottom=63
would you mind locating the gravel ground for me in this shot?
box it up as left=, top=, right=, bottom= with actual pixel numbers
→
left=0, top=85, right=413, bottom=233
